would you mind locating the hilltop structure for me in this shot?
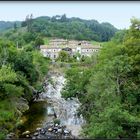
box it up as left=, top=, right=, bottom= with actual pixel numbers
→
left=40, top=39, right=100, bottom=59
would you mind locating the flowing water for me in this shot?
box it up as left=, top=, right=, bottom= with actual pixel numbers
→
left=18, top=72, right=85, bottom=138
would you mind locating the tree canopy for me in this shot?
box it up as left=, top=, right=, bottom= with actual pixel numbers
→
left=61, top=17, right=140, bottom=138
left=0, top=14, right=118, bottom=42
left=0, top=38, right=49, bottom=139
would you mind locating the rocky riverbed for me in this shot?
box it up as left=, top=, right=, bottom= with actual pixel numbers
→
left=38, top=72, right=85, bottom=137
left=7, top=71, right=85, bottom=139
left=21, top=121, right=75, bottom=139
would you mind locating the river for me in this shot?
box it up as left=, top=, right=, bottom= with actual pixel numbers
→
left=16, top=71, right=85, bottom=139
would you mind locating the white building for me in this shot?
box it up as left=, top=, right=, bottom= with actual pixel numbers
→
left=40, top=39, right=100, bottom=59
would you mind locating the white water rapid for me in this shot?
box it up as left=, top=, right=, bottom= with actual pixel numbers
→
left=38, top=72, right=85, bottom=137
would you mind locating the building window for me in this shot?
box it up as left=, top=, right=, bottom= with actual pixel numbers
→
left=54, top=55, right=56, bottom=58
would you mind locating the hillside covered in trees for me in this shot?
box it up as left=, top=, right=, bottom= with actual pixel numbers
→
left=0, top=14, right=118, bottom=42
left=61, top=18, right=140, bottom=138
left=0, top=21, right=21, bottom=32
left=1, top=12, right=140, bottom=139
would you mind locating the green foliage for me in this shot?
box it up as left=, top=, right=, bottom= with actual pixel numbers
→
left=57, top=50, right=71, bottom=62
left=8, top=50, right=38, bottom=84
left=31, top=15, right=117, bottom=41
left=0, top=15, right=118, bottom=50
left=0, top=100, right=17, bottom=139
left=0, top=65, right=17, bottom=82
left=83, top=18, right=140, bottom=138
left=43, top=37, right=50, bottom=45
left=0, top=65, right=23, bottom=99
left=34, top=36, right=44, bottom=49
left=53, top=119, right=60, bottom=125
left=32, top=50, right=49, bottom=89
left=0, top=132, right=6, bottom=140
left=21, top=14, right=34, bottom=32
left=0, top=21, right=21, bottom=32
left=61, top=18, right=140, bottom=138
left=22, top=32, right=36, bottom=43
left=111, top=29, right=127, bottom=44
left=0, top=35, right=49, bottom=138
left=0, top=15, right=139, bottom=139
left=62, top=66, right=92, bottom=101
left=3, top=84, right=23, bottom=98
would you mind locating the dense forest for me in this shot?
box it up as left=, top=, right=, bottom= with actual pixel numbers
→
left=0, top=36, right=50, bottom=138
left=0, top=21, right=20, bottom=32
left=0, top=14, right=140, bottom=139
left=0, top=14, right=118, bottom=43
left=61, top=18, right=140, bottom=138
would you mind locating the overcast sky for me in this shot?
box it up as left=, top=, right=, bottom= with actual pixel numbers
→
left=0, top=1, right=140, bottom=29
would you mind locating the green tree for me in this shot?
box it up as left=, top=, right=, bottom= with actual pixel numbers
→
left=61, top=18, right=140, bottom=138
left=60, top=14, right=67, bottom=22
left=83, top=18, right=140, bottom=138
left=34, top=36, right=44, bottom=49
left=57, top=50, right=70, bottom=62
left=13, top=22, right=17, bottom=30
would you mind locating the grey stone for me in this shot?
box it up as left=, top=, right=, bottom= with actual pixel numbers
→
left=64, top=129, right=70, bottom=134
left=22, top=130, right=30, bottom=135
left=40, top=129, right=46, bottom=134
left=53, top=127, right=58, bottom=131
left=33, top=132, right=39, bottom=136
left=55, top=123, right=58, bottom=127
left=26, top=135, right=30, bottom=138
left=6, top=133, right=15, bottom=139
left=48, top=127, right=53, bottom=132
left=57, top=128, right=63, bottom=133
left=36, top=127, right=42, bottom=131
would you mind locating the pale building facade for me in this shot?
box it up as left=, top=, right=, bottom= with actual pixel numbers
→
left=40, top=39, right=100, bottom=59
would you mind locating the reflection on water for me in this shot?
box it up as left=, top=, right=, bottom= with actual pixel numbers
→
left=17, top=101, right=48, bottom=136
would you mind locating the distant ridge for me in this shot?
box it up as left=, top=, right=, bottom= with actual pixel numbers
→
left=0, top=15, right=118, bottom=41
